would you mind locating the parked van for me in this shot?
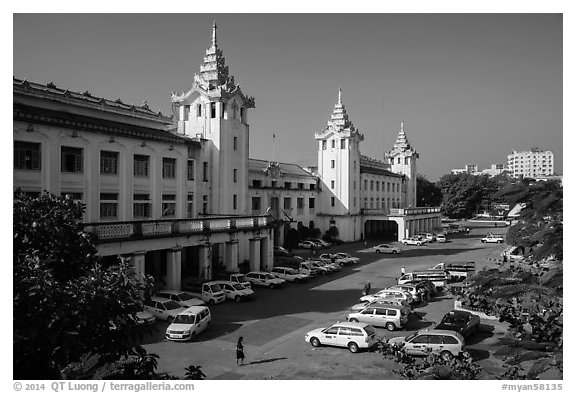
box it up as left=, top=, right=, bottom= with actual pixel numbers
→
left=165, top=306, right=211, bottom=341
left=228, top=273, right=252, bottom=289
left=397, top=270, right=449, bottom=289
left=181, top=281, right=226, bottom=305
left=346, top=304, right=408, bottom=331
left=388, top=329, right=466, bottom=359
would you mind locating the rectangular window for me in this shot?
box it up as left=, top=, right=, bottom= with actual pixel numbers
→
left=14, top=141, right=41, bottom=170
left=233, top=194, right=238, bottom=210
left=210, top=102, right=216, bottom=118
left=196, top=104, right=202, bottom=117
left=297, top=197, right=304, bottom=215
left=162, top=194, right=176, bottom=217
left=252, top=179, right=262, bottom=188
left=184, top=105, right=190, bottom=121
left=331, top=140, right=335, bottom=148
left=100, top=193, right=118, bottom=219
left=364, top=180, right=368, bottom=190
left=252, top=197, right=261, bottom=212
left=61, top=146, right=83, bottom=173
left=376, top=182, right=379, bottom=191
left=240, top=107, right=246, bottom=123
left=100, top=151, right=119, bottom=175
left=331, top=197, right=335, bottom=207
left=298, top=182, right=304, bottom=190
left=221, top=102, right=227, bottom=119
left=309, top=198, right=315, bottom=209
left=233, top=136, right=238, bottom=150
left=354, top=180, right=356, bottom=190
left=341, top=139, right=346, bottom=149
left=310, top=183, right=315, bottom=190
left=61, top=192, right=83, bottom=200
left=203, top=161, right=208, bottom=181
left=331, top=180, right=335, bottom=189
left=162, top=158, right=176, bottom=178
left=134, top=154, right=149, bottom=177
left=284, top=182, right=291, bottom=190
left=331, top=160, right=335, bottom=168
left=133, top=193, right=151, bottom=218
left=284, top=197, right=291, bottom=210
left=202, top=195, right=208, bottom=215
left=322, top=140, right=327, bottom=150
left=387, top=183, right=390, bottom=192
left=271, top=180, right=277, bottom=188
left=233, top=168, right=238, bottom=182
left=186, top=193, right=194, bottom=218
left=187, top=160, right=195, bottom=180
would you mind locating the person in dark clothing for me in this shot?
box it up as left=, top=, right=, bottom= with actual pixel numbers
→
left=236, top=336, right=245, bottom=366
left=363, top=281, right=371, bottom=296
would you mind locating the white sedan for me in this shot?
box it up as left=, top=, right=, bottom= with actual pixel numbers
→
left=270, top=267, right=309, bottom=282
left=245, top=272, right=286, bottom=288
left=304, top=322, right=378, bottom=353
left=401, top=237, right=424, bottom=246
left=298, top=240, right=317, bottom=249
left=374, top=244, right=401, bottom=254
left=334, top=252, right=360, bottom=264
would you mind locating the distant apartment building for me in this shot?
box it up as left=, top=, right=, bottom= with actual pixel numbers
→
left=451, top=163, right=507, bottom=177
left=451, top=164, right=478, bottom=175
left=507, top=148, right=554, bottom=178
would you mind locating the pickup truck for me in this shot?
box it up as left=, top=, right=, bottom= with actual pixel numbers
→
left=181, top=280, right=226, bottom=305
left=431, top=262, right=476, bottom=281
left=481, top=234, right=504, bottom=243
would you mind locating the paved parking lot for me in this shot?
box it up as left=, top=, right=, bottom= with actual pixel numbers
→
left=142, top=226, right=510, bottom=379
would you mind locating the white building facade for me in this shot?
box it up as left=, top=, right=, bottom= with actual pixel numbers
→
left=507, top=148, right=554, bottom=178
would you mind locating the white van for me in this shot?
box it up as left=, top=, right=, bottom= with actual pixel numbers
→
left=397, top=270, right=449, bottom=289
left=346, top=304, right=408, bottom=331
left=182, top=281, right=226, bottom=305
left=165, top=306, right=211, bottom=341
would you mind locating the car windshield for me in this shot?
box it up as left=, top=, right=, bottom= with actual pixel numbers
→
left=440, top=316, right=464, bottom=326
left=404, top=332, right=418, bottom=342
left=177, top=293, right=195, bottom=301
left=209, top=284, right=222, bottom=292
left=232, top=284, right=245, bottom=291
left=236, top=276, right=247, bottom=282
left=163, top=301, right=182, bottom=310
left=265, top=274, right=275, bottom=279
left=173, top=315, right=196, bottom=324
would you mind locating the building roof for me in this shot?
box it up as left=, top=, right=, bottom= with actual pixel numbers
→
left=249, top=159, right=318, bottom=179
left=13, top=77, right=173, bottom=124
left=359, top=155, right=403, bottom=178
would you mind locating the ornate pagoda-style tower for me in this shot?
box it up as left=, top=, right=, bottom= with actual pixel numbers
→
left=171, top=22, right=255, bottom=215
left=386, top=121, right=419, bottom=208
left=315, top=88, right=364, bottom=216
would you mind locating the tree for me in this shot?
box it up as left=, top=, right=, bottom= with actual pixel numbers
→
left=13, top=191, right=151, bottom=379
left=494, top=179, right=562, bottom=260
left=437, top=173, right=498, bottom=219
left=416, top=175, right=443, bottom=207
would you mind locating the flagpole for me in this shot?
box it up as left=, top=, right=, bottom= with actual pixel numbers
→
left=272, top=133, right=276, bottom=162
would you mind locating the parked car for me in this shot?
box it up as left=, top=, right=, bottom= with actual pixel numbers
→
left=227, top=273, right=252, bottom=289
left=361, top=289, right=414, bottom=305
left=416, top=234, right=431, bottom=244
left=155, top=290, right=206, bottom=308
left=273, top=246, right=291, bottom=257
left=143, top=297, right=187, bottom=322
left=304, top=322, right=378, bottom=353
left=165, top=306, right=211, bottom=341
left=347, top=304, right=408, bottom=331
left=350, top=298, right=412, bottom=315
left=387, top=284, right=421, bottom=303
left=308, top=238, right=331, bottom=248
left=270, top=266, right=309, bottom=282
left=245, top=272, right=286, bottom=288
left=481, top=234, right=504, bottom=243
left=435, top=310, right=480, bottom=338
left=436, top=234, right=447, bottom=243
left=180, top=281, right=226, bottom=305
left=388, top=329, right=466, bottom=359
left=298, top=261, right=320, bottom=277
left=135, top=310, right=156, bottom=325
left=211, top=280, right=255, bottom=301
left=401, top=237, right=424, bottom=246
left=316, top=260, right=342, bottom=273
left=334, top=252, right=360, bottom=264
left=308, top=260, right=331, bottom=275
left=298, top=240, right=318, bottom=249
left=374, top=244, right=401, bottom=254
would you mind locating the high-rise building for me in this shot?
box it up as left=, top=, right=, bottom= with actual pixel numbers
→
left=507, top=148, right=554, bottom=178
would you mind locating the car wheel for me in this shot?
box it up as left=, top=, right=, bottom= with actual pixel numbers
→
left=393, top=250, right=398, bottom=254
left=386, top=322, right=396, bottom=331
left=208, top=299, right=215, bottom=306
left=310, top=337, right=321, bottom=347
left=481, top=240, right=486, bottom=243
left=376, top=250, right=381, bottom=254
left=440, top=350, right=453, bottom=361
left=348, top=342, right=359, bottom=353
left=349, top=318, right=359, bottom=323
left=234, top=296, right=241, bottom=302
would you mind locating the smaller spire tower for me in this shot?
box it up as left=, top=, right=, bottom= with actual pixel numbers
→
left=386, top=120, right=419, bottom=208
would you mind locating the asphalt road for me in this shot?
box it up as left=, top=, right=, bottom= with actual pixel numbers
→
left=142, top=225, right=510, bottom=379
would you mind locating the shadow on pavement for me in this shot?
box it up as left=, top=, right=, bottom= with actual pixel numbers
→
left=468, top=348, right=491, bottom=361
left=247, top=357, right=287, bottom=365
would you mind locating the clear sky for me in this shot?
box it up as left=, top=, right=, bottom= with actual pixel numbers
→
left=13, top=13, right=562, bottom=180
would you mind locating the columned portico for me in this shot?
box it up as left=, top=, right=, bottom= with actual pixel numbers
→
left=199, top=244, right=211, bottom=280
left=166, top=247, right=182, bottom=291
left=260, top=236, right=272, bottom=271
left=225, top=240, right=239, bottom=272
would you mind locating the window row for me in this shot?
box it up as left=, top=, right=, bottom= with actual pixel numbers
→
left=183, top=102, right=247, bottom=124
left=251, top=179, right=316, bottom=190
left=98, top=193, right=196, bottom=220
left=362, top=179, right=402, bottom=193
left=14, top=142, right=209, bottom=181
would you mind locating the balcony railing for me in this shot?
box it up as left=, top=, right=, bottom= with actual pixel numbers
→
left=83, top=215, right=272, bottom=243
left=389, top=207, right=441, bottom=216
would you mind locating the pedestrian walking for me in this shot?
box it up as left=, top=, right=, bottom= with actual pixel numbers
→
left=400, top=266, right=406, bottom=276
left=363, top=281, right=371, bottom=296
left=236, top=336, right=245, bottom=366
left=466, top=227, right=470, bottom=235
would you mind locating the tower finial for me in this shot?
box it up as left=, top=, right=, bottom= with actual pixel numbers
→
left=338, top=87, right=342, bottom=105
left=401, top=119, right=404, bottom=133
left=212, top=21, right=218, bottom=48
